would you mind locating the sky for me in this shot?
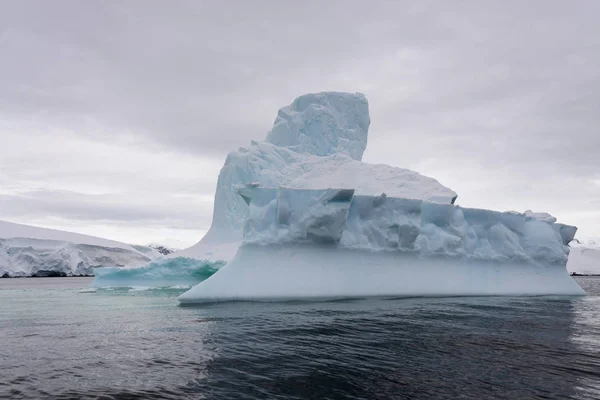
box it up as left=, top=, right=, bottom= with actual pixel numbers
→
left=0, top=0, right=599, bottom=248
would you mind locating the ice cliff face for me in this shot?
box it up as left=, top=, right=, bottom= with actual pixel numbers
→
left=0, top=220, right=160, bottom=277
left=178, top=92, right=456, bottom=259
left=238, top=187, right=576, bottom=266
left=179, top=187, right=583, bottom=303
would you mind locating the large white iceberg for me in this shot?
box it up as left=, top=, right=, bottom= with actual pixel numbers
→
left=175, top=92, right=584, bottom=302
left=0, top=220, right=160, bottom=277
left=176, top=92, right=456, bottom=261
left=178, top=187, right=583, bottom=303
left=84, top=91, right=583, bottom=297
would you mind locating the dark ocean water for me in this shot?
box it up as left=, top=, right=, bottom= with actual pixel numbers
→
left=1, top=277, right=600, bottom=400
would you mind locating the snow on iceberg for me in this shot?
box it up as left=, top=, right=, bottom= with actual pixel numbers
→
left=92, top=257, right=224, bottom=289
left=178, top=187, right=584, bottom=303
left=0, top=220, right=160, bottom=277
left=176, top=92, right=456, bottom=261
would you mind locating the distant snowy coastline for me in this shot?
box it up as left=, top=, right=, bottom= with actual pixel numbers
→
left=0, top=220, right=162, bottom=277
left=567, top=240, right=600, bottom=276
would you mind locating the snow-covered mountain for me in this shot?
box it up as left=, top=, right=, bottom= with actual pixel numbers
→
left=0, top=220, right=161, bottom=277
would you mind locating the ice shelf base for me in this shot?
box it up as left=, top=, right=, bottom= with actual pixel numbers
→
left=178, top=244, right=585, bottom=303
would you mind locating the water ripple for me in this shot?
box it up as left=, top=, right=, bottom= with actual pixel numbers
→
left=0, top=277, right=599, bottom=399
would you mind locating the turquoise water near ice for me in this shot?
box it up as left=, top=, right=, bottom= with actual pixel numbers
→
left=92, top=257, right=225, bottom=289
left=1, top=277, right=600, bottom=399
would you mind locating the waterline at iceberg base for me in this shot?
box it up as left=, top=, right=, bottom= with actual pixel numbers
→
left=178, top=187, right=585, bottom=303
left=178, top=244, right=583, bottom=304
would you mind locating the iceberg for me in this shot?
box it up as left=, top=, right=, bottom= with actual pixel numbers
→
left=178, top=187, right=584, bottom=303
left=0, top=220, right=161, bottom=277
left=88, top=91, right=583, bottom=297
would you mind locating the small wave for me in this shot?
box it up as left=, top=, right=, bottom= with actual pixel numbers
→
left=167, top=285, right=192, bottom=290
left=77, top=288, right=97, bottom=293
left=128, top=286, right=151, bottom=292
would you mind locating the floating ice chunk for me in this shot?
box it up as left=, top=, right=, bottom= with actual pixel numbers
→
left=92, top=257, right=224, bottom=288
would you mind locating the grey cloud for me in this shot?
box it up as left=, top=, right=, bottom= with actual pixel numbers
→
left=0, top=0, right=534, bottom=154
left=0, top=189, right=212, bottom=229
left=0, top=0, right=599, bottom=241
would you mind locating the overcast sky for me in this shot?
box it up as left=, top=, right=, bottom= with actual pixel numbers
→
left=1, top=0, right=599, bottom=247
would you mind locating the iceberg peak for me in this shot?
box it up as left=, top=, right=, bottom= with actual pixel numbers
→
left=266, top=92, right=370, bottom=161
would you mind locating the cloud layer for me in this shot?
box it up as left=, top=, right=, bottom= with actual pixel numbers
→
left=1, top=0, right=598, bottom=245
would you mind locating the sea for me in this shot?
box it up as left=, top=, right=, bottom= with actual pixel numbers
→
left=1, top=277, right=599, bottom=400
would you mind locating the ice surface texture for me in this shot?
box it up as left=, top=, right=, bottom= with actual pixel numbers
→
left=265, top=92, right=370, bottom=160
left=177, top=92, right=456, bottom=260
left=178, top=187, right=584, bottom=303
left=238, top=187, right=576, bottom=265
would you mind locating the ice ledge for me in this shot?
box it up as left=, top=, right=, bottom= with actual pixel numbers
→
left=237, top=187, right=576, bottom=266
